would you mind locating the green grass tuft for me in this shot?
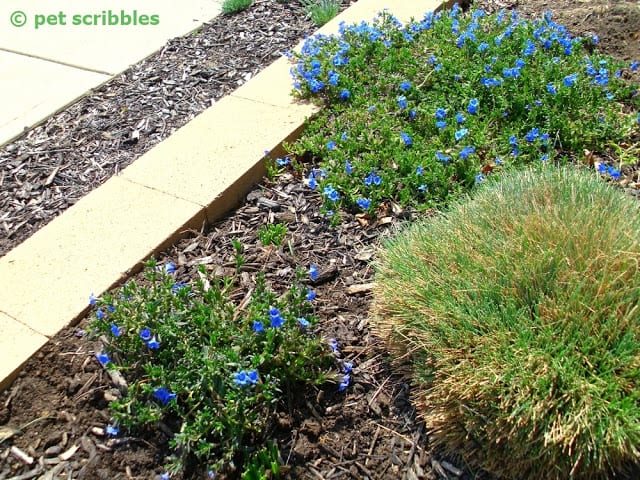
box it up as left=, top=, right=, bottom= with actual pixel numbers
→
left=372, top=167, right=640, bottom=479
left=302, top=0, right=341, bottom=27
left=222, top=0, right=252, bottom=15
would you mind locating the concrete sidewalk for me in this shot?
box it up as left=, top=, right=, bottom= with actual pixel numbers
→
left=0, top=0, right=223, bottom=146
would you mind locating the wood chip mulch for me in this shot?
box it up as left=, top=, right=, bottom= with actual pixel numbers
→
left=0, top=0, right=352, bottom=258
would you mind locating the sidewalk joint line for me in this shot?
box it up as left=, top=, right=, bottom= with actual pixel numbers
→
left=0, top=47, right=113, bottom=76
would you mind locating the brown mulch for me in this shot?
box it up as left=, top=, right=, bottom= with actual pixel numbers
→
left=0, top=0, right=355, bottom=258
left=1, top=0, right=639, bottom=479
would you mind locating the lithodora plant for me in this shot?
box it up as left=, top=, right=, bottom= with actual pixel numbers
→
left=285, top=5, right=640, bottom=219
left=90, top=259, right=334, bottom=477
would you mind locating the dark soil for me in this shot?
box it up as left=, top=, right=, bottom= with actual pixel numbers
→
left=1, top=1, right=639, bottom=479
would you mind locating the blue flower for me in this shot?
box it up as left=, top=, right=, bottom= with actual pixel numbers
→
left=340, top=89, right=351, bottom=100
left=540, top=154, right=549, bottom=162
left=270, top=309, right=285, bottom=328
left=597, top=163, right=607, bottom=174
left=326, top=140, right=337, bottom=151
left=523, top=39, right=536, bottom=56
left=436, top=120, right=447, bottom=129
left=563, top=73, right=578, bottom=87
left=160, top=473, right=170, bottom=480
left=495, top=157, right=503, bottom=165
left=606, top=92, right=614, bottom=101
left=95, top=353, right=110, bottom=366
left=435, top=108, right=447, bottom=120
left=345, top=160, right=353, bottom=174
left=234, top=370, right=259, bottom=387
left=525, top=128, right=540, bottom=142
left=418, top=184, right=427, bottom=192
left=297, top=317, right=311, bottom=328
left=164, top=262, right=176, bottom=274
left=140, top=328, right=152, bottom=342
left=631, top=60, right=639, bottom=71
left=309, top=79, right=324, bottom=93
left=397, top=95, right=408, bottom=109
left=477, top=42, right=489, bottom=52
left=400, top=132, right=412, bottom=146
left=307, top=173, right=318, bottom=190
left=96, top=309, right=106, bottom=320
left=89, top=293, right=97, bottom=306
left=154, top=387, right=176, bottom=405
left=399, top=81, right=411, bottom=91
left=459, top=146, right=476, bottom=159
left=340, top=131, right=348, bottom=141
left=110, top=323, right=121, bottom=337
left=435, top=151, right=450, bottom=163
left=455, top=128, right=469, bottom=141
left=592, top=35, right=599, bottom=44
left=416, top=166, right=424, bottom=176
left=338, top=374, right=351, bottom=392
left=367, top=105, right=376, bottom=112
left=247, top=370, right=259, bottom=384
left=323, top=185, right=339, bottom=202
left=475, top=173, right=485, bottom=184
left=364, top=172, right=382, bottom=186
left=343, top=362, right=353, bottom=374
left=329, top=338, right=339, bottom=353
left=309, top=264, right=319, bottom=281
left=357, top=198, right=371, bottom=210
left=106, top=424, right=119, bottom=436
left=171, top=282, right=188, bottom=294
left=252, top=321, right=264, bottom=333
left=276, top=157, right=291, bottom=166
left=546, top=83, right=557, bottom=95
left=456, top=112, right=465, bottom=123
left=327, top=71, right=339, bottom=86
left=146, top=337, right=161, bottom=349
left=306, top=289, right=316, bottom=301
left=467, top=98, right=479, bottom=114
left=607, top=166, right=621, bottom=180
left=409, top=109, right=417, bottom=119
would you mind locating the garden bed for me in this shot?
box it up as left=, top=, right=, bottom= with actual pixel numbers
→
left=1, top=0, right=640, bottom=479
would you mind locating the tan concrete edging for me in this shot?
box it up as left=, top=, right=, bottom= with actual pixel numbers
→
left=0, top=0, right=441, bottom=391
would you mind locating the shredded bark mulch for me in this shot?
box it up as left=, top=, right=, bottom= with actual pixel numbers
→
left=1, top=0, right=639, bottom=479
left=0, top=0, right=353, bottom=258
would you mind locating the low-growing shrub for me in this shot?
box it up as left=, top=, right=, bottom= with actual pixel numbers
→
left=285, top=6, right=639, bottom=219
left=91, top=260, right=334, bottom=477
left=371, top=167, right=640, bottom=479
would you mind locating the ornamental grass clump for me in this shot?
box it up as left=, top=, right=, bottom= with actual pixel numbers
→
left=90, top=259, right=334, bottom=477
left=286, top=6, right=639, bottom=219
left=371, top=167, right=640, bottom=479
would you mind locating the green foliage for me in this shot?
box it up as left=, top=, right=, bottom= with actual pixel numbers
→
left=302, top=0, right=341, bottom=27
left=287, top=7, right=639, bottom=217
left=372, top=167, right=640, bottom=479
left=90, top=261, right=333, bottom=476
left=258, top=223, right=288, bottom=246
left=242, top=442, right=281, bottom=479
left=222, top=0, right=252, bottom=15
